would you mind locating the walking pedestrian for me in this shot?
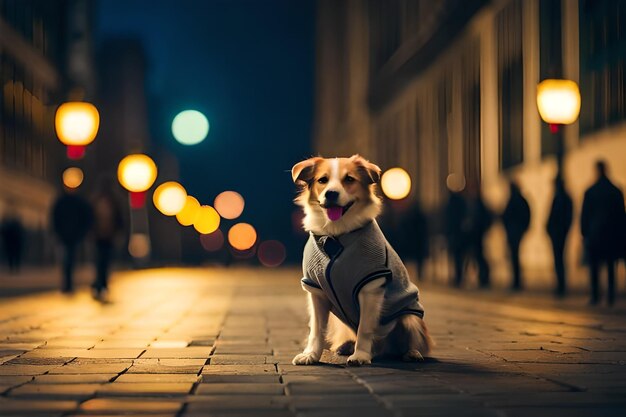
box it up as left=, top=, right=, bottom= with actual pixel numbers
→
left=91, top=179, right=125, bottom=301
left=51, top=186, right=94, bottom=293
left=1, top=203, right=24, bottom=274
left=464, top=182, right=493, bottom=288
left=502, top=180, right=531, bottom=290
left=445, top=189, right=467, bottom=286
left=581, top=160, right=625, bottom=305
left=546, top=175, right=573, bottom=297
left=402, top=201, right=429, bottom=281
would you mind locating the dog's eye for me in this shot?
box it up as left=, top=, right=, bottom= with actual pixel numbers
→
left=344, top=175, right=355, bottom=183
left=317, top=177, right=328, bottom=184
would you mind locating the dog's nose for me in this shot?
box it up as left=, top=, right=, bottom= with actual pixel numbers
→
left=325, top=190, right=339, bottom=203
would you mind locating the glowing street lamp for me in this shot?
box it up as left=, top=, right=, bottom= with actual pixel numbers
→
left=117, top=154, right=158, bottom=209
left=153, top=181, right=187, bottom=216
left=536, top=79, right=581, bottom=172
left=62, top=167, right=84, bottom=189
left=55, top=102, right=100, bottom=159
left=381, top=167, right=411, bottom=200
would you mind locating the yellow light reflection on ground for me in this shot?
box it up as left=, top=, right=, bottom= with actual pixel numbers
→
left=381, top=167, right=411, bottom=200
left=193, top=205, right=220, bottom=234
left=214, top=191, right=245, bottom=219
left=228, top=223, right=257, bottom=251
left=176, top=196, right=200, bottom=226
left=62, top=167, right=84, bottom=189
left=153, top=181, right=187, bottom=216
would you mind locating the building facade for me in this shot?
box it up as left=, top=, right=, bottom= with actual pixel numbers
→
left=314, top=0, right=626, bottom=287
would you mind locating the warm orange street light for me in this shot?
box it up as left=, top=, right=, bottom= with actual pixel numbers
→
left=536, top=79, right=581, bottom=172
left=228, top=223, right=257, bottom=251
left=193, top=205, right=221, bottom=234
left=55, top=102, right=100, bottom=159
left=62, top=167, right=84, bottom=189
left=117, top=154, right=158, bottom=208
left=153, top=181, right=187, bottom=216
left=176, top=196, right=201, bottom=226
left=537, top=79, right=581, bottom=125
left=381, top=167, right=411, bottom=200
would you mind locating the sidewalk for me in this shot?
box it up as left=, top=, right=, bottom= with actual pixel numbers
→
left=0, top=266, right=625, bottom=416
left=0, top=266, right=93, bottom=298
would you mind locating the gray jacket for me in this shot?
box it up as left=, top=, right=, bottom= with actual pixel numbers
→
left=301, top=220, right=424, bottom=331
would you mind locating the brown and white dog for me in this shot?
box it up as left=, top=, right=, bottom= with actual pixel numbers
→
left=291, top=155, right=432, bottom=366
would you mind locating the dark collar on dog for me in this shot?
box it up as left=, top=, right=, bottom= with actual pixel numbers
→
left=311, top=221, right=376, bottom=257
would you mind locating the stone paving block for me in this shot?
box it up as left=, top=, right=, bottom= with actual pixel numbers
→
left=184, top=395, right=289, bottom=411
left=5, top=356, right=71, bottom=366
left=0, top=398, right=78, bottom=412
left=97, top=382, right=193, bottom=396
left=184, top=411, right=294, bottom=417
left=150, top=340, right=190, bottom=348
left=0, top=375, right=33, bottom=386
left=285, top=382, right=368, bottom=395
left=92, top=340, right=152, bottom=349
left=79, top=398, right=183, bottom=414
left=201, top=365, right=277, bottom=375
left=33, top=374, right=116, bottom=384
left=212, top=345, right=272, bottom=355
left=195, top=382, right=284, bottom=395
left=284, top=394, right=380, bottom=410
left=210, top=354, right=267, bottom=365
left=127, top=359, right=205, bottom=374
left=294, top=409, right=394, bottom=417
left=49, top=363, right=131, bottom=375
left=278, top=364, right=352, bottom=375
left=114, top=373, right=201, bottom=383
left=9, top=383, right=99, bottom=400
left=199, top=374, right=280, bottom=383
left=0, top=364, right=57, bottom=375
left=141, top=347, right=213, bottom=359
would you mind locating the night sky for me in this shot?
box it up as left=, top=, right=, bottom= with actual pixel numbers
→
left=96, top=0, right=315, bottom=260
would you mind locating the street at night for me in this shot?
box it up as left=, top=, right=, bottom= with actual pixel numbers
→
left=0, top=267, right=625, bottom=416
left=2, top=0, right=626, bottom=415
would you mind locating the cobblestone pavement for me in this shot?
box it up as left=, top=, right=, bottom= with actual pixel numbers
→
left=1, top=267, right=625, bottom=417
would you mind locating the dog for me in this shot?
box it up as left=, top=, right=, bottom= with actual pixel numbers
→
left=291, top=155, right=433, bottom=366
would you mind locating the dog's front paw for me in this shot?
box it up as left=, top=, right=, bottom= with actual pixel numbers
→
left=292, top=351, right=320, bottom=365
left=346, top=350, right=371, bottom=366
left=402, top=349, right=424, bottom=362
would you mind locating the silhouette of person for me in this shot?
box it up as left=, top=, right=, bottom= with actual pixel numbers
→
left=502, top=181, right=531, bottom=290
left=402, top=201, right=429, bottom=281
left=91, top=179, right=125, bottom=300
left=445, top=190, right=467, bottom=286
left=51, top=186, right=94, bottom=293
left=581, top=161, right=625, bottom=305
left=464, top=181, right=493, bottom=288
left=1, top=203, right=24, bottom=274
left=546, top=175, right=573, bottom=297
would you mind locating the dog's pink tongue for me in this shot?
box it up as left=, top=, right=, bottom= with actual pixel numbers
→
left=327, top=206, right=343, bottom=221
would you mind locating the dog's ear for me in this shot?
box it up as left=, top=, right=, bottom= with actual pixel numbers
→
left=350, top=154, right=381, bottom=184
left=292, top=157, right=322, bottom=185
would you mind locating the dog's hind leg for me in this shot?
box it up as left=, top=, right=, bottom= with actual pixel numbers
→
left=399, top=315, right=434, bottom=362
left=327, top=314, right=356, bottom=356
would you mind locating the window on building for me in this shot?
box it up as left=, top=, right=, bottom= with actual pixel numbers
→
left=497, top=0, right=524, bottom=170
left=579, top=0, right=626, bottom=134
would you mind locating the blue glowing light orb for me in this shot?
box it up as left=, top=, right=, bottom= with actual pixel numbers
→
left=171, top=110, right=209, bottom=145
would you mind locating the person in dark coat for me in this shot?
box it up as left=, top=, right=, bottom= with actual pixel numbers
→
left=501, top=181, right=531, bottom=290
left=546, top=175, right=573, bottom=297
left=401, top=201, right=429, bottom=281
left=91, top=180, right=125, bottom=300
left=464, top=182, right=493, bottom=288
left=1, top=204, right=24, bottom=274
left=445, top=190, right=467, bottom=286
left=51, top=187, right=94, bottom=293
left=580, top=161, right=625, bottom=305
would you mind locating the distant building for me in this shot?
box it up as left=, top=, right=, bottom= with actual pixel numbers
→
left=315, top=0, right=626, bottom=284
left=0, top=0, right=96, bottom=264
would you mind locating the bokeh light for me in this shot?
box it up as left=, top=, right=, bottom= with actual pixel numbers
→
left=55, top=101, right=100, bottom=146
left=381, top=167, right=411, bottom=200
left=193, top=205, right=221, bottom=234
left=536, top=79, right=581, bottom=125
left=200, top=229, right=224, bottom=252
left=446, top=173, right=466, bottom=192
left=214, top=191, right=245, bottom=219
left=176, top=196, right=200, bottom=226
left=228, top=223, right=257, bottom=251
left=128, top=233, right=150, bottom=258
left=117, top=154, right=158, bottom=193
left=62, top=167, right=84, bottom=189
left=257, top=240, right=287, bottom=267
left=172, top=110, right=209, bottom=145
left=153, top=181, right=187, bottom=216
